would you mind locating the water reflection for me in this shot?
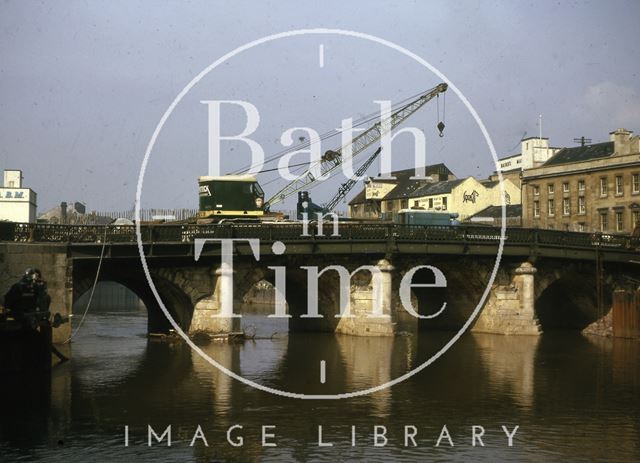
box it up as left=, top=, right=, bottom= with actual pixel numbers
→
left=471, top=334, right=540, bottom=409
left=1, top=308, right=639, bottom=462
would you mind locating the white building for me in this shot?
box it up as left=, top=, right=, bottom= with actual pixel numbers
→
left=0, top=170, right=37, bottom=223
left=497, top=137, right=560, bottom=173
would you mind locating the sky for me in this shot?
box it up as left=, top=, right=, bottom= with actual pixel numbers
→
left=1, top=0, right=639, bottom=213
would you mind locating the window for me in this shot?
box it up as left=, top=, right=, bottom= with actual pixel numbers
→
left=633, top=174, right=640, bottom=194
left=616, top=211, right=624, bottom=232
left=633, top=210, right=640, bottom=228
left=401, top=199, right=408, bottom=209
left=563, top=198, right=571, bottom=216
left=533, top=201, right=540, bottom=218
left=533, top=185, right=540, bottom=196
left=600, top=177, right=608, bottom=196
left=387, top=201, right=394, bottom=212
left=578, top=196, right=586, bottom=214
left=548, top=184, right=555, bottom=194
left=442, top=197, right=448, bottom=210
left=563, top=182, right=570, bottom=193
left=548, top=199, right=555, bottom=217
left=600, top=212, right=608, bottom=232
left=578, top=180, right=585, bottom=192
left=428, top=198, right=434, bottom=209
left=578, top=223, right=586, bottom=233
left=615, top=176, right=623, bottom=196
left=413, top=200, right=419, bottom=208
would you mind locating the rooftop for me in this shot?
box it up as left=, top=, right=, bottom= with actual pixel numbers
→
left=348, top=163, right=455, bottom=203
left=348, top=188, right=367, bottom=206
left=468, top=204, right=523, bottom=219
left=498, top=153, right=522, bottom=161
left=409, top=179, right=466, bottom=198
left=543, top=141, right=614, bottom=166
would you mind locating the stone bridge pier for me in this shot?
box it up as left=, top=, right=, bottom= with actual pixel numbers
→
left=187, top=254, right=634, bottom=338
left=187, top=255, right=551, bottom=337
left=472, top=262, right=542, bottom=335
left=188, top=256, right=401, bottom=336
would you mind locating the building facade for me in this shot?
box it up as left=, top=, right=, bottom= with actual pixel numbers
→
left=348, top=163, right=455, bottom=219
left=522, top=128, right=640, bottom=233
left=0, top=170, right=37, bottom=223
left=493, top=137, right=561, bottom=187
left=408, top=177, right=521, bottom=222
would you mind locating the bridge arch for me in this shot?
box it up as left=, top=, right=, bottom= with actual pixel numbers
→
left=231, top=258, right=339, bottom=332
left=533, top=263, right=610, bottom=331
left=73, top=262, right=198, bottom=334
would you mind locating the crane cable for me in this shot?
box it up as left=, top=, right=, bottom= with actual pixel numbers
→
left=230, top=88, right=432, bottom=175
left=262, top=88, right=446, bottom=193
left=63, top=226, right=108, bottom=344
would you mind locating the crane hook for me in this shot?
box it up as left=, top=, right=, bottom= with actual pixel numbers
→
left=437, top=121, right=445, bottom=137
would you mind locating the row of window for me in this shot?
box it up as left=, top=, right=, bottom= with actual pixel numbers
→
left=532, top=173, right=640, bottom=197
left=537, top=208, right=639, bottom=232
left=599, top=210, right=639, bottom=232
left=533, top=197, right=587, bottom=217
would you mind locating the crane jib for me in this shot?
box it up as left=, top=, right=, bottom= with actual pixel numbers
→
left=265, top=83, right=447, bottom=209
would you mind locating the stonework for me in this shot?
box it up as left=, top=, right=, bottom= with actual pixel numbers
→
left=522, top=128, right=640, bottom=233
left=472, top=262, right=543, bottom=335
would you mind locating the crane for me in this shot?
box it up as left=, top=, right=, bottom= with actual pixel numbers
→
left=196, top=83, right=447, bottom=222
left=264, top=83, right=447, bottom=214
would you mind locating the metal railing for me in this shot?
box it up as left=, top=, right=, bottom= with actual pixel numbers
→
left=0, top=221, right=637, bottom=251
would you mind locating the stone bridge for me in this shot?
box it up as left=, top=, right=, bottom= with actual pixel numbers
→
left=1, top=222, right=638, bottom=342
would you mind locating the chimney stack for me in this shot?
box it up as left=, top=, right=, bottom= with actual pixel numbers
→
left=610, top=128, right=633, bottom=155
left=60, top=202, right=67, bottom=224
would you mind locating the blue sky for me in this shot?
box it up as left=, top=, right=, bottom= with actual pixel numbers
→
left=1, top=0, right=639, bottom=212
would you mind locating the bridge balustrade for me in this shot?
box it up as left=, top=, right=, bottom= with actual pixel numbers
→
left=0, top=222, right=636, bottom=254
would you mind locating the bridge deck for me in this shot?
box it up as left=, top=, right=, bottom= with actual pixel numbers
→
left=1, top=222, right=638, bottom=263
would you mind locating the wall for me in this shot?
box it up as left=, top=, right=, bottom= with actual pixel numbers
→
left=411, top=177, right=522, bottom=221
left=365, top=180, right=397, bottom=201
left=0, top=243, right=72, bottom=343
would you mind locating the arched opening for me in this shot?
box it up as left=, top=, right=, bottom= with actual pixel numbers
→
left=75, top=281, right=146, bottom=313
left=73, top=269, right=194, bottom=335
left=240, top=279, right=289, bottom=336
left=535, top=277, right=610, bottom=331
left=407, top=263, right=487, bottom=332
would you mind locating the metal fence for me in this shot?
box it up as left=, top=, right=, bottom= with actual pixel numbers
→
left=0, top=221, right=636, bottom=251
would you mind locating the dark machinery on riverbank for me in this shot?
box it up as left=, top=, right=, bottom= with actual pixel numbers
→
left=196, top=83, right=448, bottom=222
left=0, top=269, right=69, bottom=373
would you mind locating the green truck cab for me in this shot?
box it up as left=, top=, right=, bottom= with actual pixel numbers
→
left=198, top=175, right=265, bottom=220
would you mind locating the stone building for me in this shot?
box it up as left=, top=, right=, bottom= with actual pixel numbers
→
left=521, top=128, right=640, bottom=233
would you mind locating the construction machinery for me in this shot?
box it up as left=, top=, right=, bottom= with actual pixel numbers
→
left=197, top=83, right=448, bottom=221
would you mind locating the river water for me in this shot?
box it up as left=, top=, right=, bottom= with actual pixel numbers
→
left=1, top=303, right=639, bottom=462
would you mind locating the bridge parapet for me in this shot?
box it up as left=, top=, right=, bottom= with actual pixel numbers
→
left=0, top=222, right=636, bottom=253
